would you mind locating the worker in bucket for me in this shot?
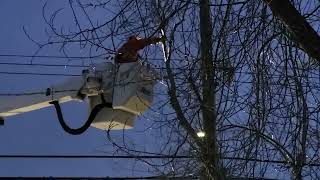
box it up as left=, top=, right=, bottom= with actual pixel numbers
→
left=115, top=35, right=163, bottom=63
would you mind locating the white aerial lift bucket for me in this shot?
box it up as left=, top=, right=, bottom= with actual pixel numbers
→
left=112, top=61, right=156, bottom=115
left=0, top=61, right=158, bottom=134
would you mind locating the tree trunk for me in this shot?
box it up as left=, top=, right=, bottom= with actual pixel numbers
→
left=263, top=0, right=320, bottom=63
left=199, top=0, right=223, bottom=179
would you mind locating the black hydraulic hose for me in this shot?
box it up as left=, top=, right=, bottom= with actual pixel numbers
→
left=49, top=96, right=112, bottom=135
left=0, top=116, right=4, bottom=126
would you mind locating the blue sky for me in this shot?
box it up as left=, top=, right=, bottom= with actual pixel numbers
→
left=0, top=0, right=168, bottom=177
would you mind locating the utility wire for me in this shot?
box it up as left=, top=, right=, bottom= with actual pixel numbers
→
left=0, top=71, right=81, bottom=76
left=0, top=155, right=190, bottom=159
left=0, top=53, right=183, bottom=61
left=2, top=78, right=320, bottom=97
left=0, top=175, right=199, bottom=179
left=0, top=62, right=89, bottom=68
left=0, top=79, right=160, bottom=96
left=1, top=67, right=320, bottom=81
left=1, top=62, right=320, bottom=79
left=1, top=155, right=320, bottom=167
left=0, top=54, right=106, bottom=59
left=0, top=90, right=78, bottom=96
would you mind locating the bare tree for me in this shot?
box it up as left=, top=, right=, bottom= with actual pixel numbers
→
left=28, top=0, right=320, bottom=179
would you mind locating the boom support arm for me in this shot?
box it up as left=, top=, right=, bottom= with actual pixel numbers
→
left=0, top=76, right=83, bottom=117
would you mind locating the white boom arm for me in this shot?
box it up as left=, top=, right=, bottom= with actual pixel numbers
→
left=0, top=61, right=158, bottom=131
left=0, top=76, right=83, bottom=117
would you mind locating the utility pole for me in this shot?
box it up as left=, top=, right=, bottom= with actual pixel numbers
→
left=199, top=0, right=223, bottom=179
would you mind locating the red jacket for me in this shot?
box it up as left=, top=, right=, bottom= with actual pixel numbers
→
left=115, top=37, right=161, bottom=63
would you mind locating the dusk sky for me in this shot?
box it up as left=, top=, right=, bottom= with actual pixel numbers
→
left=0, top=0, right=165, bottom=177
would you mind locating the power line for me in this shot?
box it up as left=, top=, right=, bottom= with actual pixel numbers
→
left=0, top=176, right=282, bottom=180
left=0, top=62, right=89, bottom=68
left=0, top=71, right=81, bottom=76
left=1, top=155, right=320, bottom=167
left=0, top=176, right=198, bottom=179
left=0, top=62, right=198, bottom=72
left=1, top=65, right=320, bottom=83
left=0, top=62, right=162, bottom=69
left=2, top=78, right=320, bottom=97
left=0, top=53, right=181, bottom=61
left=1, top=62, right=320, bottom=79
left=0, top=79, right=160, bottom=97
left=0, top=90, right=78, bottom=96
left=0, top=54, right=106, bottom=59
left=0, top=155, right=190, bottom=159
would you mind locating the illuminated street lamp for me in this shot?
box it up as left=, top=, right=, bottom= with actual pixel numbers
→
left=197, top=131, right=205, bottom=138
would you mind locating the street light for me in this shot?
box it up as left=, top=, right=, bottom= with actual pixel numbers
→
left=197, top=131, right=205, bottom=138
